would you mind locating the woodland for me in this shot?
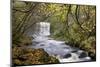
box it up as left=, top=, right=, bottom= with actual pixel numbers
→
left=12, top=0, right=96, bottom=65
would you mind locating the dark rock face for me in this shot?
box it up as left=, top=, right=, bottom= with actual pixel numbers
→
left=79, top=52, right=87, bottom=58
left=88, top=51, right=96, bottom=61
left=63, top=53, right=72, bottom=58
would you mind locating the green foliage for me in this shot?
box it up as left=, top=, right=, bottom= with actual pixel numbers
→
left=12, top=1, right=96, bottom=62
left=12, top=34, right=32, bottom=47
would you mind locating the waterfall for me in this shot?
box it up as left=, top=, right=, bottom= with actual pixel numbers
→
left=32, top=22, right=51, bottom=42
left=34, top=22, right=50, bottom=37
left=39, top=22, right=50, bottom=36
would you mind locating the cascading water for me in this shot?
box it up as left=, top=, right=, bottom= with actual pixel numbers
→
left=32, top=22, right=50, bottom=42
left=39, top=22, right=50, bottom=36
left=31, top=22, right=91, bottom=63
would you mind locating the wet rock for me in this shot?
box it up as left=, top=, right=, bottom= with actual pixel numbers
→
left=32, top=41, right=39, bottom=45
left=79, top=52, right=87, bottom=58
left=71, top=50, right=77, bottom=53
left=63, top=53, right=72, bottom=58
left=88, top=51, right=96, bottom=61
left=63, top=47, right=70, bottom=49
left=40, top=44, right=45, bottom=46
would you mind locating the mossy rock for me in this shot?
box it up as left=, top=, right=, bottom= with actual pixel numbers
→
left=12, top=47, right=59, bottom=65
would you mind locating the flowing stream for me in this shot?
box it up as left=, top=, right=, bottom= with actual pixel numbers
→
left=30, top=22, right=91, bottom=63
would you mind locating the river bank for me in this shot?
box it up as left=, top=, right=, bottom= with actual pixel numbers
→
left=12, top=34, right=60, bottom=66
left=65, top=41, right=96, bottom=61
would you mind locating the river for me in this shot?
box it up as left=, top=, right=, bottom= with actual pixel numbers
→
left=29, top=22, right=91, bottom=63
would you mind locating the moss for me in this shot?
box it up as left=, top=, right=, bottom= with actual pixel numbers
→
left=12, top=34, right=32, bottom=47
left=12, top=47, right=59, bottom=66
left=49, top=56, right=60, bottom=63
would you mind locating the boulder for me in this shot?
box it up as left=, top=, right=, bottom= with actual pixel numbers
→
left=79, top=52, right=87, bottom=58
left=63, top=53, right=72, bottom=58
left=12, top=47, right=59, bottom=65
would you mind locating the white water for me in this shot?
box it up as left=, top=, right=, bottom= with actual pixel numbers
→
left=31, top=22, right=91, bottom=63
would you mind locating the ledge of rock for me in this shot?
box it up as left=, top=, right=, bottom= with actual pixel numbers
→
left=12, top=47, right=59, bottom=65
